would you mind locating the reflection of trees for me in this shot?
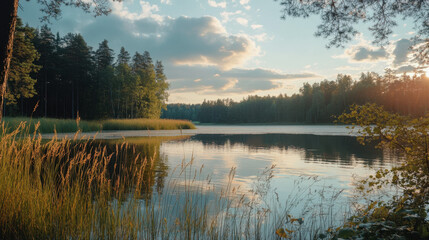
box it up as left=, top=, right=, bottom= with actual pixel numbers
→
left=190, top=134, right=390, bottom=167
left=67, top=137, right=175, bottom=200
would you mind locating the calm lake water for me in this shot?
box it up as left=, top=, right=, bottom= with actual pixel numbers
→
left=81, top=125, right=397, bottom=236
left=95, top=125, right=394, bottom=207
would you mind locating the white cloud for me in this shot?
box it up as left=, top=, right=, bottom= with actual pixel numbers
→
left=236, top=17, right=248, bottom=26
left=164, top=17, right=259, bottom=70
left=220, top=10, right=242, bottom=23
left=394, top=65, right=416, bottom=74
left=167, top=66, right=319, bottom=96
left=336, top=36, right=420, bottom=75
left=251, top=24, right=263, bottom=29
left=82, top=5, right=259, bottom=71
left=334, top=35, right=391, bottom=63
left=239, top=0, right=251, bottom=10
left=335, top=66, right=362, bottom=71
left=252, top=33, right=268, bottom=42
left=111, top=1, right=163, bottom=22
left=221, top=78, right=239, bottom=90
left=160, top=0, right=171, bottom=4
left=335, top=38, right=388, bottom=63
left=207, top=0, right=226, bottom=8
left=348, top=46, right=388, bottom=62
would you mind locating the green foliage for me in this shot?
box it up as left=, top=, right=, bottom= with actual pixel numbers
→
left=7, top=18, right=40, bottom=106
left=335, top=103, right=429, bottom=239
left=161, top=103, right=200, bottom=121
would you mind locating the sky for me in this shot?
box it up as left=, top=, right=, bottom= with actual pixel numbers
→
left=18, top=0, right=427, bottom=104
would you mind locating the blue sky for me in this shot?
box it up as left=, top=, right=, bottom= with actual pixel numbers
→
left=19, top=0, right=425, bottom=103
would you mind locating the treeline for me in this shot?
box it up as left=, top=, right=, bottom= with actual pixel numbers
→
left=6, top=18, right=168, bottom=119
left=162, top=72, right=429, bottom=123
left=161, top=104, right=200, bottom=121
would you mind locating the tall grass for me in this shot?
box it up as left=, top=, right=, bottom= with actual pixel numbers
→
left=0, top=122, right=347, bottom=239
left=101, top=118, right=195, bottom=131
left=3, top=117, right=102, bottom=133
left=3, top=117, right=195, bottom=133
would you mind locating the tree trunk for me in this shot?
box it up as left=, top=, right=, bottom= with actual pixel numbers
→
left=0, top=0, right=19, bottom=122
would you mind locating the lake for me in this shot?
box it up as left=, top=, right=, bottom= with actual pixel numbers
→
left=88, top=125, right=395, bottom=236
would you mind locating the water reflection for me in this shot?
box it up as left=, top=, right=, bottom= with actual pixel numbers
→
left=87, top=133, right=394, bottom=201
left=189, top=134, right=389, bottom=167
left=158, top=133, right=395, bottom=195
left=83, top=136, right=190, bottom=200
left=65, top=132, right=395, bottom=237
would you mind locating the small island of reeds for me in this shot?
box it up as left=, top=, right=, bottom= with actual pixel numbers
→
left=3, top=117, right=196, bottom=133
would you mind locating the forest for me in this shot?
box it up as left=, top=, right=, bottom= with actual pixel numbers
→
left=162, top=72, right=429, bottom=123
left=5, top=18, right=169, bottom=120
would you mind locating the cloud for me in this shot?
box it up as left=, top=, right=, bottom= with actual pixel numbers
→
left=236, top=17, right=248, bottom=26
left=220, top=10, right=242, bottom=23
left=160, top=0, right=171, bottom=4
left=335, top=66, right=361, bottom=71
left=335, top=35, right=390, bottom=63
left=164, top=17, right=259, bottom=70
left=111, top=1, right=163, bottom=22
left=394, top=65, right=416, bottom=74
left=221, top=68, right=318, bottom=80
left=392, top=39, right=413, bottom=67
left=252, top=33, right=270, bottom=42
left=239, top=0, right=251, bottom=10
left=221, top=78, right=239, bottom=90
left=207, top=0, right=226, bottom=8
left=78, top=12, right=259, bottom=70
left=345, top=46, right=388, bottom=62
left=251, top=24, right=263, bottom=29
left=167, top=66, right=319, bottom=95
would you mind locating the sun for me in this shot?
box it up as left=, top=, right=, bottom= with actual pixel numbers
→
left=425, top=68, right=429, bottom=76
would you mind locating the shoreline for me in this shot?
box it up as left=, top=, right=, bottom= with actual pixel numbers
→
left=41, top=124, right=358, bottom=140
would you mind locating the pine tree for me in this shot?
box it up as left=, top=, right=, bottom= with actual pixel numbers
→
left=33, top=25, right=56, bottom=117
left=62, top=33, right=93, bottom=119
left=155, top=60, right=169, bottom=112
left=94, top=39, right=115, bottom=118
left=116, top=47, right=130, bottom=66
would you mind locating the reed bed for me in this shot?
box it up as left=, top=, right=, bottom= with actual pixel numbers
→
left=0, top=122, right=346, bottom=239
left=100, top=118, right=195, bottom=131
left=3, top=117, right=102, bottom=133
left=3, top=117, right=195, bottom=133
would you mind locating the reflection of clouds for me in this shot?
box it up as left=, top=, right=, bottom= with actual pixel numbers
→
left=160, top=134, right=395, bottom=200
